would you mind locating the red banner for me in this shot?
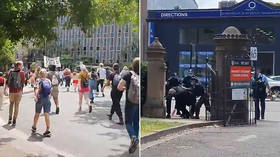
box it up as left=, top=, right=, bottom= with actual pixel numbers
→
left=230, top=66, right=251, bottom=81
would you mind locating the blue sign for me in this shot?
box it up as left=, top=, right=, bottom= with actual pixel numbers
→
left=149, top=22, right=155, bottom=44
left=198, top=51, right=214, bottom=56
left=180, top=51, right=191, bottom=56
left=151, top=0, right=280, bottom=19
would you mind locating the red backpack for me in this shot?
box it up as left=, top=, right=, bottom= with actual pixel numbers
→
left=0, top=77, right=4, bottom=86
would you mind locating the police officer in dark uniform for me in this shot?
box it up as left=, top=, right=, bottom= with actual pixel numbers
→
left=190, top=77, right=211, bottom=119
left=167, top=86, right=196, bottom=119
left=253, top=69, right=270, bottom=120
left=165, top=73, right=180, bottom=118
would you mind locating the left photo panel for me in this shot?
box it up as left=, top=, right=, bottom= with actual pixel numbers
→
left=0, top=0, right=139, bottom=157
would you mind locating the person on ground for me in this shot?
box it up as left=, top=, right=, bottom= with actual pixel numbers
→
left=0, top=72, right=5, bottom=110
left=118, top=58, right=140, bottom=154
left=102, top=63, right=124, bottom=125
left=72, top=71, right=79, bottom=92
left=89, top=68, right=98, bottom=104
left=47, top=65, right=60, bottom=114
left=253, top=69, right=270, bottom=120
left=78, top=66, right=92, bottom=113
left=97, top=63, right=106, bottom=97
left=32, top=68, right=52, bottom=137
left=4, top=61, right=25, bottom=126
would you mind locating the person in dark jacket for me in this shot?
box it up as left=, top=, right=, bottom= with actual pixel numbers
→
left=165, top=73, right=180, bottom=118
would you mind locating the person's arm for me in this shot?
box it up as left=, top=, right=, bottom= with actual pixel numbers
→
left=4, top=72, right=9, bottom=94
left=117, top=79, right=126, bottom=91
left=34, top=83, right=41, bottom=102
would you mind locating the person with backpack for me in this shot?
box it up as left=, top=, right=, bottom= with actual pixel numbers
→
left=78, top=65, right=92, bottom=113
left=64, top=68, right=72, bottom=92
left=102, top=63, right=124, bottom=125
left=117, top=58, right=139, bottom=154
left=47, top=65, right=60, bottom=114
left=253, top=69, right=271, bottom=120
left=32, top=68, right=52, bottom=137
left=0, top=72, right=5, bottom=110
left=89, top=68, right=98, bottom=104
left=4, top=61, right=25, bottom=126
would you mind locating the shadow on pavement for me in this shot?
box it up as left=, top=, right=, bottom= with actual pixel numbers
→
left=0, top=137, right=16, bottom=146
left=27, top=133, right=46, bottom=142
left=2, top=124, right=15, bottom=131
left=40, top=112, right=58, bottom=117
left=107, top=146, right=139, bottom=157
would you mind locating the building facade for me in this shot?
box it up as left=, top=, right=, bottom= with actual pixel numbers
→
left=147, top=0, right=280, bottom=83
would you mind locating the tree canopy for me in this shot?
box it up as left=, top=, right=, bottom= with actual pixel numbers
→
left=0, top=0, right=139, bottom=46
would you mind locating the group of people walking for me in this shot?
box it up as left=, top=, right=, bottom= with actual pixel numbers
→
left=0, top=58, right=140, bottom=153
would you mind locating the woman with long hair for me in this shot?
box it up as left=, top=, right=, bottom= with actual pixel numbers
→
left=78, top=66, right=92, bottom=113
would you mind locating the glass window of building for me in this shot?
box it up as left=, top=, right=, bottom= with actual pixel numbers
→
left=198, top=28, right=216, bottom=44
left=179, top=28, right=197, bottom=45
left=117, top=38, right=121, bottom=50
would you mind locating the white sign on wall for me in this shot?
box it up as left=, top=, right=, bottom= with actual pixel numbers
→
left=250, top=47, right=258, bottom=61
left=44, top=56, right=61, bottom=68
left=232, top=88, right=248, bottom=100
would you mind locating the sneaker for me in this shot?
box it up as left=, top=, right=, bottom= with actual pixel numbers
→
left=8, top=118, right=12, bottom=124
left=166, top=114, right=171, bottom=119
left=31, top=126, right=36, bottom=133
left=129, top=137, right=139, bottom=154
left=12, top=119, right=16, bottom=126
left=107, top=114, right=112, bottom=120
left=102, top=93, right=105, bottom=97
left=89, top=106, right=92, bottom=113
left=56, top=107, right=60, bottom=114
left=43, top=131, right=51, bottom=137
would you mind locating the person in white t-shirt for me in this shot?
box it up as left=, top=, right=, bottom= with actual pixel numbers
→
left=97, top=63, right=106, bottom=97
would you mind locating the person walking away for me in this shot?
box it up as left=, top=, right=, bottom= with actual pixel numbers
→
left=30, top=67, right=41, bottom=92
left=102, top=63, right=124, bottom=125
left=64, top=68, right=72, bottom=92
left=253, top=69, right=270, bottom=120
left=120, top=66, right=129, bottom=78
left=47, top=65, right=60, bottom=114
left=0, top=72, right=5, bottom=110
left=78, top=66, right=92, bottom=113
left=118, top=58, right=139, bottom=154
left=72, top=72, right=79, bottom=92
left=89, top=68, right=98, bottom=104
left=32, top=68, right=52, bottom=137
left=59, top=69, right=64, bottom=86
left=4, top=61, right=25, bottom=126
left=97, top=63, right=106, bottom=97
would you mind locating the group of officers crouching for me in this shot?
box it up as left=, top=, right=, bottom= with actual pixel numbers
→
left=165, top=74, right=211, bottom=119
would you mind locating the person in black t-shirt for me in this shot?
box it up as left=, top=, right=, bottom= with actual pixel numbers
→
left=165, top=73, right=180, bottom=118
left=102, top=63, right=123, bottom=125
left=117, top=58, right=139, bottom=154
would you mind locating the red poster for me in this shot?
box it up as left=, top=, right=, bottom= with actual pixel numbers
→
left=230, top=66, right=251, bottom=81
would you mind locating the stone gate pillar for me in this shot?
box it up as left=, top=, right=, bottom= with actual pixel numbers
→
left=143, top=37, right=166, bottom=118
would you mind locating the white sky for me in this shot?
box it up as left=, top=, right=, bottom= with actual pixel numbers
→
left=196, top=0, right=280, bottom=9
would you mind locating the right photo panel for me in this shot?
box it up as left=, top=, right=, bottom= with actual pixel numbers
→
left=140, top=0, right=280, bottom=157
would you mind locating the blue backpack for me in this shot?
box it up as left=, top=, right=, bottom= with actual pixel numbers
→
left=40, top=79, right=51, bottom=97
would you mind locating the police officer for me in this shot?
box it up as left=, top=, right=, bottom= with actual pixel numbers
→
left=167, top=85, right=197, bottom=119
left=253, top=69, right=270, bottom=120
left=190, top=77, right=211, bottom=119
left=165, top=73, right=180, bottom=118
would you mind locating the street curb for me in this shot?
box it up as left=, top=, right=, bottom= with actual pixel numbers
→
left=141, top=120, right=223, bottom=144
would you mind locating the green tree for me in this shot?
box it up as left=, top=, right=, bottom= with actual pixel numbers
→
left=0, top=0, right=139, bottom=48
left=0, top=39, right=16, bottom=71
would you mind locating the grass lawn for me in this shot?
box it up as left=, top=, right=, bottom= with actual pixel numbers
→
left=141, top=119, right=184, bottom=136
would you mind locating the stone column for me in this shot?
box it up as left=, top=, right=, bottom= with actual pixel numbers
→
left=143, top=37, right=166, bottom=118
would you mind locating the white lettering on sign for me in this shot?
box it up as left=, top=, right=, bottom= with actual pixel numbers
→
left=250, top=47, right=258, bottom=61
left=161, top=12, right=188, bottom=18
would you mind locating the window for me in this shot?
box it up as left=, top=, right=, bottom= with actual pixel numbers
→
left=117, top=38, right=121, bottom=50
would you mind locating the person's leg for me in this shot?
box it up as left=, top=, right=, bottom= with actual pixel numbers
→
left=100, top=80, right=104, bottom=96
left=255, top=98, right=260, bottom=120
left=109, top=91, right=115, bottom=118
left=261, top=97, right=266, bottom=119
left=166, top=97, right=172, bottom=118
left=9, top=93, right=15, bottom=122
left=13, top=92, right=22, bottom=125
left=33, top=99, right=43, bottom=131
left=78, top=92, right=83, bottom=111
left=83, top=92, right=92, bottom=113
left=125, top=104, right=136, bottom=139
left=0, top=87, right=4, bottom=109
left=195, top=97, right=203, bottom=119
left=96, top=80, right=100, bottom=93
left=132, top=106, right=139, bottom=138
left=115, top=92, right=124, bottom=124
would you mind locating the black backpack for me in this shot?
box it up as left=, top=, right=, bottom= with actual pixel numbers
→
left=112, top=73, right=121, bottom=90
left=82, top=77, right=89, bottom=88
left=8, top=70, right=22, bottom=89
